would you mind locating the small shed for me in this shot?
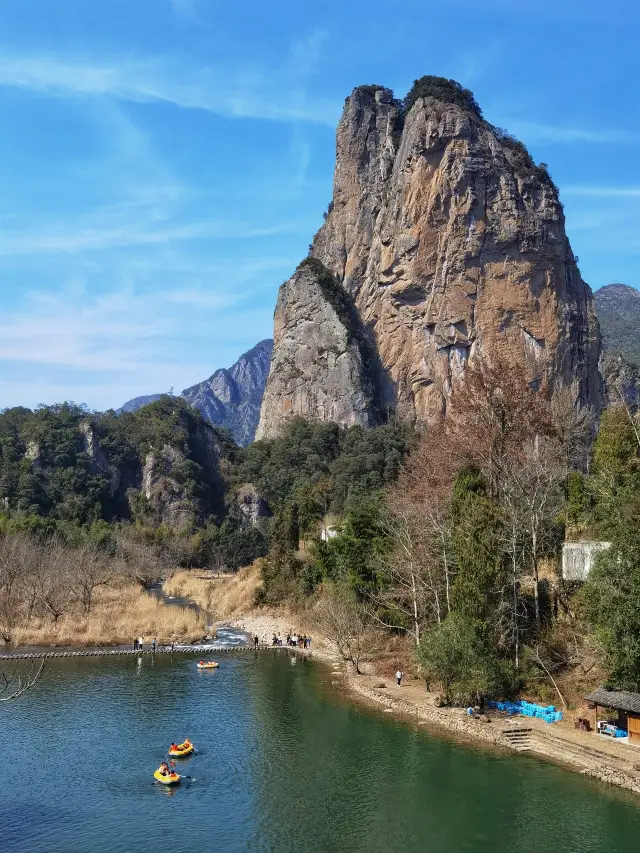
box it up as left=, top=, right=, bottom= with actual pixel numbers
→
left=584, top=688, right=640, bottom=744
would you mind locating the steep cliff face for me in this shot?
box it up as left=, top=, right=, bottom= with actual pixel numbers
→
left=255, top=259, right=380, bottom=439
left=258, top=79, right=602, bottom=438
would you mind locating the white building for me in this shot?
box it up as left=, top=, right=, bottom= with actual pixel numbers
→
left=562, top=541, right=611, bottom=581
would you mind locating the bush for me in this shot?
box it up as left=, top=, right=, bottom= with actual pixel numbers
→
left=417, top=614, right=515, bottom=705
left=403, top=76, right=482, bottom=117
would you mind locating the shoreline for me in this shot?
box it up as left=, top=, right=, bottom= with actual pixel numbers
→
left=7, top=594, right=640, bottom=798
left=225, top=611, right=640, bottom=797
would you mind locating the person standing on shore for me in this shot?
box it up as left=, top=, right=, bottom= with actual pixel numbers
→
left=396, top=670, right=403, bottom=686
left=152, top=637, right=157, bottom=653
left=254, top=635, right=259, bottom=649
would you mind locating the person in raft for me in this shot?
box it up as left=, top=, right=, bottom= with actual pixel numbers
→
left=158, top=762, right=170, bottom=776
left=396, top=670, right=403, bottom=686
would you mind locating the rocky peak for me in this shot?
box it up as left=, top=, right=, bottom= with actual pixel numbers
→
left=206, top=369, right=239, bottom=406
left=228, top=339, right=273, bottom=395
left=258, top=77, right=602, bottom=438
left=182, top=339, right=273, bottom=446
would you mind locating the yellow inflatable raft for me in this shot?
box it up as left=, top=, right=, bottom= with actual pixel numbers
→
left=154, top=768, right=180, bottom=785
left=168, top=741, right=195, bottom=757
left=196, top=660, right=219, bottom=670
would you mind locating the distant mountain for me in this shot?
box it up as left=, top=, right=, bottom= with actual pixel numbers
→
left=182, top=340, right=273, bottom=446
left=117, top=393, right=168, bottom=414
left=118, top=340, right=273, bottom=446
left=595, top=284, right=640, bottom=366
left=594, top=284, right=640, bottom=409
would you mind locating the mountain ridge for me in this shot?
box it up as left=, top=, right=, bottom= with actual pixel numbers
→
left=119, top=339, right=273, bottom=446
left=595, top=283, right=640, bottom=407
left=594, top=283, right=640, bottom=367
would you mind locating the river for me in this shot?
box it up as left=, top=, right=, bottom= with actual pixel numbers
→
left=3, top=638, right=640, bottom=852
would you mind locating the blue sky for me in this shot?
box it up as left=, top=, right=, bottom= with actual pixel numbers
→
left=1, top=0, right=638, bottom=411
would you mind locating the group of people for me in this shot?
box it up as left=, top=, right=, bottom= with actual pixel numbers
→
left=133, top=637, right=159, bottom=652
left=271, top=632, right=311, bottom=649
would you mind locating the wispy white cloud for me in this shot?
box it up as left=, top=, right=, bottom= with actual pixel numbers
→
left=0, top=218, right=302, bottom=256
left=0, top=275, right=276, bottom=410
left=0, top=38, right=339, bottom=125
left=499, top=119, right=637, bottom=144
left=168, top=0, right=199, bottom=22
left=562, top=186, right=640, bottom=197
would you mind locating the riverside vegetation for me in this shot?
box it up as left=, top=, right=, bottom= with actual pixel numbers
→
left=1, top=356, right=639, bottom=715
left=1, top=75, right=638, bottom=712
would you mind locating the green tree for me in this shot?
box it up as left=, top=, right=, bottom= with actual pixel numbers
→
left=590, top=406, right=640, bottom=536
left=582, top=515, right=640, bottom=690
left=417, top=613, right=512, bottom=705
left=450, top=466, right=505, bottom=621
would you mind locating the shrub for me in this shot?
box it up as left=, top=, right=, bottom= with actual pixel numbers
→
left=402, top=76, right=482, bottom=117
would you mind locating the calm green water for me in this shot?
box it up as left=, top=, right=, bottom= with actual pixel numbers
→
left=3, top=646, right=640, bottom=853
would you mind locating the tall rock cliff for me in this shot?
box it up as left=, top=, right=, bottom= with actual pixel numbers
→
left=257, top=78, right=602, bottom=439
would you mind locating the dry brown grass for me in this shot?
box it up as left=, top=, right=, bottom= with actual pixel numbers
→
left=165, top=562, right=262, bottom=620
left=10, top=582, right=205, bottom=647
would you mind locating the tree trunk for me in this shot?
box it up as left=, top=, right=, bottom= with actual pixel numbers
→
left=410, top=572, right=420, bottom=645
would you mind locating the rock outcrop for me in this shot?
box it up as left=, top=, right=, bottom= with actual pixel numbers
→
left=257, top=78, right=602, bottom=438
left=79, top=421, right=121, bottom=496
left=135, top=408, right=233, bottom=528
left=235, top=483, right=271, bottom=527
left=254, top=260, right=380, bottom=439
left=601, top=353, right=639, bottom=409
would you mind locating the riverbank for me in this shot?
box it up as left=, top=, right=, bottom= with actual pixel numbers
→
left=15, top=563, right=640, bottom=797
left=226, top=610, right=640, bottom=796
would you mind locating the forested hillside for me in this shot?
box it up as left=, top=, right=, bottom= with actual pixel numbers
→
left=2, top=360, right=640, bottom=706
left=253, top=357, right=640, bottom=703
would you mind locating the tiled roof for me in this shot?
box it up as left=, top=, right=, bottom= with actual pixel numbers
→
left=585, top=688, right=640, bottom=715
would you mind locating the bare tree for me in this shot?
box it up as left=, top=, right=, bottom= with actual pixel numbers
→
left=446, top=355, right=553, bottom=497
left=37, top=543, right=73, bottom=624
left=314, top=584, right=378, bottom=674
left=116, top=535, right=170, bottom=590
left=0, top=534, right=30, bottom=642
left=71, top=545, right=114, bottom=614
left=501, top=440, right=565, bottom=625
left=372, top=507, right=454, bottom=645
left=0, top=660, right=45, bottom=701
left=550, top=381, right=595, bottom=472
